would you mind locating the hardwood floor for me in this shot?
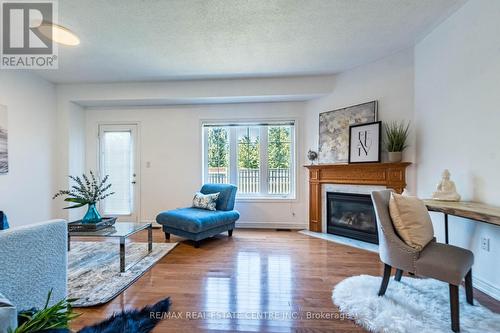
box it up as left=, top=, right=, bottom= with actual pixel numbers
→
left=71, top=229, right=499, bottom=332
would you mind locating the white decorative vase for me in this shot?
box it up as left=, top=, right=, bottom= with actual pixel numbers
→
left=388, top=151, right=402, bottom=163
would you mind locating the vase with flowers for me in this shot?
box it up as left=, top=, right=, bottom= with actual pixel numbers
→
left=53, top=171, right=114, bottom=224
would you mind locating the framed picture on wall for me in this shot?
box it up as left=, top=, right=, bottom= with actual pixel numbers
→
left=0, top=105, right=7, bottom=174
left=318, top=101, right=378, bottom=164
left=348, top=121, right=381, bottom=163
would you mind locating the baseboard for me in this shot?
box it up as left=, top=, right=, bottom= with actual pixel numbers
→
left=145, top=219, right=307, bottom=230
left=142, top=220, right=162, bottom=228
left=235, top=221, right=307, bottom=230
left=473, top=276, right=500, bottom=301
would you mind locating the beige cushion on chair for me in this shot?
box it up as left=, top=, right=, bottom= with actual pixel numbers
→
left=389, top=192, right=434, bottom=250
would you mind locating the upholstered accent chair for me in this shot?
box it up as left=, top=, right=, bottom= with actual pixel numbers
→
left=156, top=184, right=239, bottom=248
left=371, top=190, right=474, bottom=333
left=0, top=220, right=68, bottom=332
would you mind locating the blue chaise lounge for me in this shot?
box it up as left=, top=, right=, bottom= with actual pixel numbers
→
left=156, top=184, right=239, bottom=248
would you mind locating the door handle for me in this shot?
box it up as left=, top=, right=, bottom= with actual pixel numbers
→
left=131, top=181, right=136, bottom=184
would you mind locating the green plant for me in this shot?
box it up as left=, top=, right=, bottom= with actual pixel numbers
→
left=207, top=128, right=229, bottom=168
left=268, top=126, right=291, bottom=169
left=384, top=121, right=410, bottom=152
left=53, top=171, right=114, bottom=209
left=10, top=290, right=80, bottom=333
left=238, top=134, right=260, bottom=169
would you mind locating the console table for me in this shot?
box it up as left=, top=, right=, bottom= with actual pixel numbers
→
left=424, top=200, right=500, bottom=244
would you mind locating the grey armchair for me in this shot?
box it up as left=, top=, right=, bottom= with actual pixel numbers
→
left=371, top=190, right=474, bottom=333
left=0, top=219, right=68, bottom=332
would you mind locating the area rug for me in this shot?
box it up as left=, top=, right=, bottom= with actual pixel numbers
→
left=68, top=241, right=177, bottom=307
left=332, top=275, right=500, bottom=333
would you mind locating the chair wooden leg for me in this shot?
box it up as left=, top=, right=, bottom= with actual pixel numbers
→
left=378, top=264, right=392, bottom=296
left=449, top=284, right=460, bottom=332
left=164, top=232, right=170, bottom=240
left=228, top=229, right=233, bottom=237
left=394, top=269, right=403, bottom=282
left=465, top=269, right=474, bottom=305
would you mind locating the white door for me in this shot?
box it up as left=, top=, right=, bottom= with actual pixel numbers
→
left=99, top=124, right=139, bottom=222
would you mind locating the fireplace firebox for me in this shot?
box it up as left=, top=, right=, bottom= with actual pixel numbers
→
left=326, top=192, right=378, bottom=244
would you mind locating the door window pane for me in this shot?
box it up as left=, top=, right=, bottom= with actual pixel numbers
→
left=268, top=126, right=292, bottom=194
left=207, top=127, right=230, bottom=184
left=237, top=127, right=260, bottom=194
left=102, top=131, right=132, bottom=215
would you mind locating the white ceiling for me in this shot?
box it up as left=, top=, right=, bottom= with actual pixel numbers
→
left=35, top=0, right=465, bottom=83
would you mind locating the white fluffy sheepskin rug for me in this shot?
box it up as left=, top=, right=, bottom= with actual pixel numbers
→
left=332, top=275, right=500, bottom=333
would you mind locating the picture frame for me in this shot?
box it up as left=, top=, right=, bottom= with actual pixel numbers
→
left=348, top=121, right=381, bottom=163
left=0, top=105, right=7, bottom=174
left=318, top=101, right=378, bottom=164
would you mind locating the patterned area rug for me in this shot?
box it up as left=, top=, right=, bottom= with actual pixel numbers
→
left=333, top=275, right=500, bottom=333
left=68, top=241, right=177, bottom=307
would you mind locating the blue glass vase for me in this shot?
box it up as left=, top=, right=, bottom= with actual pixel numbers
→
left=82, top=203, right=102, bottom=224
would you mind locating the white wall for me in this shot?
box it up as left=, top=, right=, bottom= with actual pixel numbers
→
left=54, top=75, right=335, bottom=222
left=415, top=0, right=500, bottom=299
left=66, top=103, right=86, bottom=221
left=0, top=72, right=57, bottom=226
left=85, top=102, right=308, bottom=228
left=67, top=51, right=415, bottom=230
left=304, top=49, right=417, bottom=191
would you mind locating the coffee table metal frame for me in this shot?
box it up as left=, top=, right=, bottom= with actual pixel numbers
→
left=68, top=222, right=153, bottom=272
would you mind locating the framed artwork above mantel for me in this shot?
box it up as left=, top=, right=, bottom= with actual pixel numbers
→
left=318, top=100, right=378, bottom=164
left=348, top=121, right=381, bottom=163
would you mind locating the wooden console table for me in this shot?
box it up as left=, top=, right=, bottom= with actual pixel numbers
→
left=424, top=200, right=500, bottom=244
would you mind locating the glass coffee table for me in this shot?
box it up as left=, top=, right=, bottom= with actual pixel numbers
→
left=68, top=222, right=153, bottom=272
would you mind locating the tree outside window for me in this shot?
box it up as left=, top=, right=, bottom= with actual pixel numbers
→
left=204, top=123, right=295, bottom=198
left=207, top=128, right=229, bottom=183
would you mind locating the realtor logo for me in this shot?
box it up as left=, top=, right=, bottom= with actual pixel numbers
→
left=1, top=0, right=58, bottom=69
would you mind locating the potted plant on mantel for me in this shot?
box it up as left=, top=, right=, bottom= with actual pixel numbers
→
left=384, top=121, right=410, bottom=163
left=53, top=171, right=114, bottom=224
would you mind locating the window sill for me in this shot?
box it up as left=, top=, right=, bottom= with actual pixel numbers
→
left=236, top=196, right=297, bottom=203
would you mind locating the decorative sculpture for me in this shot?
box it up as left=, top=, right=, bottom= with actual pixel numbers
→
left=307, top=150, right=318, bottom=165
left=432, top=169, right=461, bottom=201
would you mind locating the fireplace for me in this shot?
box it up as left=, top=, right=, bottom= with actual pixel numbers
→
left=326, top=192, right=378, bottom=244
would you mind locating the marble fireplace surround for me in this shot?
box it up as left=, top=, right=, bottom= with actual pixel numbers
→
left=321, top=184, right=386, bottom=233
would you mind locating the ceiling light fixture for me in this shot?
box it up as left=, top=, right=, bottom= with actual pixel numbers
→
left=38, top=22, right=80, bottom=46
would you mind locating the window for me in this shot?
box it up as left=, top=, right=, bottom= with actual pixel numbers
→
left=236, top=126, right=260, bottom=194
left=101, top=129, right=133, bottom=215
left=203, top=121, right=296, bottom=199
left=206, top=127, right=230, bottom=184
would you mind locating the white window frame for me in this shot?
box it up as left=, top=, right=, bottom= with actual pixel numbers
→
left=202, top=120, right=297, bottom=201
